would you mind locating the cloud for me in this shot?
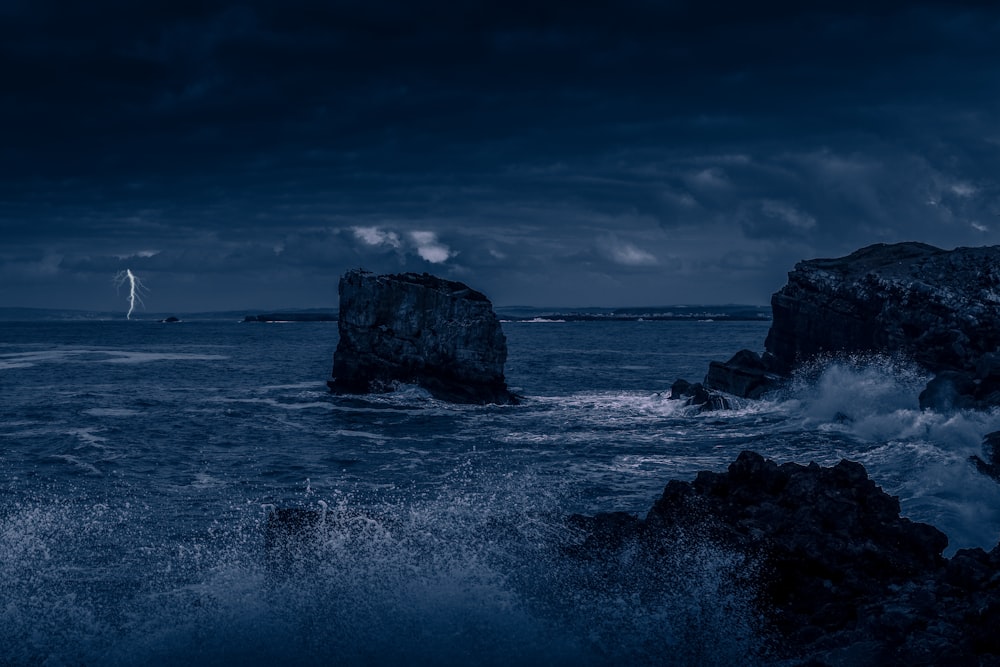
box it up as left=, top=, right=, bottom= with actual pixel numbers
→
left=600, top=235, right=658, bottom=267
left=759, top=200, right=816, bottom=230
left=352, top=226, right=401, bottom=249
left=950, top=183, right=977, bottom=198
left=409, top=231, right=453, bottom=264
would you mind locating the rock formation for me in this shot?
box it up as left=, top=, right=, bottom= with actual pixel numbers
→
left=971, top=431, right=1000, bottom=482
left=692, top=242, right=1000, bottom=408
left=328, top=269, right=516, bottom=404
left=703, top=349, right=782, bottom=399
left=569, top=451, right=1000, bottom=665
left=764, top=242, right=1000, bottom=376
left=667, top=378, right=731, bottom=411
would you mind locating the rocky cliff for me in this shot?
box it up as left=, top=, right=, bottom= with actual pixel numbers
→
left=764, top=242, right=1000, bottom=378
left=328, top=269, right=516, bottom=404
left=698, top=243, right=1000, bottom=410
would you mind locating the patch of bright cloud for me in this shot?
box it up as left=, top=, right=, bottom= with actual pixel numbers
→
left=950, top=183, right=977, bottom=198
left=115, top=250, right=159, bottom=259
left=602, top=235, right=658, bottom=266
left=352, top=226, right=401, bottom=248
left=688, top=168, right=730, bottom=191
left=972, top=222, right=989, bottom=232
left=409, top=231, right=453, bottom=264
left=760, top=200, right=816, bottom=230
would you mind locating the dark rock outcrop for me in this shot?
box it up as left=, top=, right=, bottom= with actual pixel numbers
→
left=704, top=349, right=783, bottom=399
left=569, top=451, right=1000, bottom=665
left=764, top=242, right=1000, bottom=407
left=668, top=378, right=731, bottom=411
left=328, top=269, right=516, bottom=404
left=971, top=431, right=1000, bottom=481
left=700, top=242, right=1000, bottom=407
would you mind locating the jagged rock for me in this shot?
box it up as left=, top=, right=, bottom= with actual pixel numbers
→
left=971, top=431, right=1000, bottom=481
left=568, top=452, right=1000, bottom=664
left=704, top=349, right=783, bottom=398
left=918, top=370, right=977, bottom=411
left=764, top=242, right=1000, bottom=375
left=328, top=269, right=516, bottom=404
left=757, top=242, right=1000, bottom=409
left=668, top=378, right=731, bottom=411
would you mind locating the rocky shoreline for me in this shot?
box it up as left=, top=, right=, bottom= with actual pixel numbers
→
left=683, top=242, right=1000, bottom=414
left=569, top=451, right=1000, bottom=666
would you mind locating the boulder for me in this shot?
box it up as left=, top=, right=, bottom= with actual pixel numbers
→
left=328, top=269, right=516, bottom=404
left=668, top=378, right=731, bottom=411
left=971, top=431, right=1000, bottom=481
left=917, top=370, right=977, bottom=411
left=703, top=349, right=783, bottom=399
left=764, top=242, right=1000, bottom=377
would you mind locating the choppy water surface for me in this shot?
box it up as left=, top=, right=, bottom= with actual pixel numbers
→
left=2, top=320, right=999, bottom=665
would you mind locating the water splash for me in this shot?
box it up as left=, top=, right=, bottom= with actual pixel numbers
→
left=113, top=269, right=147, bottom=320
left=0, top=478, right=764, bottom=666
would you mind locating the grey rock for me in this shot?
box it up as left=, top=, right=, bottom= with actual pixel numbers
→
left=918, top=370, right=976, bottom=411
left=765, top=242, right=1000, bottom=376
left=762, top=242, right=1000, bottom=409
left=328, top=269, right=516, bottom=404
left=668, top=378, right=731, bottom=411
left=971, top=431, right=1000, bottom=481
left=704, top=348, right=782, bottom=399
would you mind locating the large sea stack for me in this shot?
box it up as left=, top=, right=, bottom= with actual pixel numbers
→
left=328, top=269, right=516, bottom=404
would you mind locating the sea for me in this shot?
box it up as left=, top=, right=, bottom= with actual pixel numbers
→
left=3, top=318, right=1000, bottom=666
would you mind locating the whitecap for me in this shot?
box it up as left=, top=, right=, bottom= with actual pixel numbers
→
left=83, top=408, right=140, bottom=417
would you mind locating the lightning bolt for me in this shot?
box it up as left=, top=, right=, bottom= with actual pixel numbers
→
left=113, top=269, right=148, bottom=320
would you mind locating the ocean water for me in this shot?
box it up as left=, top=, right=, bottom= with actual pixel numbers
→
left=3, top=319, right=1000, bottom=665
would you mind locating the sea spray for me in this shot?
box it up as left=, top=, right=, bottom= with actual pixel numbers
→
left=771, top=354, right=1000, bottom=553
left=1, top=475, right=763, bottom=666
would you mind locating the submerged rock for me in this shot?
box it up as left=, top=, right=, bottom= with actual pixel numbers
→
left=569, top=451, right=1000, bottom=665
left=971, top=431, right=1000, bottom=481
left=668, top=378, right=731, bottom=411
left=328, top=269, right=516, bottom=404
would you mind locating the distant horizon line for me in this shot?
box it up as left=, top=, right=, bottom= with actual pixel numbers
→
left=0, top=303, right=772, bottom=315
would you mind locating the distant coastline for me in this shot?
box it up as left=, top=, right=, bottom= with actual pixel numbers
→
left=0, top=304, right=770, bottom=322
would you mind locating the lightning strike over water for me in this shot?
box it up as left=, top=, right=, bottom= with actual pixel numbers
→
left=114, top=269, right=147, bottom=320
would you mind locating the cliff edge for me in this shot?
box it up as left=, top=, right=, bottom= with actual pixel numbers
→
left=701, top=243, right=1000, bottom=410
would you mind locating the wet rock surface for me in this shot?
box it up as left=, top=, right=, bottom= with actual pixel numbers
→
left=668, top=378, right=731, bottom=411
left=703, top=349, right=783, bottom=399
left=328, top=269, right=516, bottom=404
left=689, top=243, right=1000, bottom=408
left=765, top=242, right=1000, bottom=409
left=569, top=451, right=1000, bottom=665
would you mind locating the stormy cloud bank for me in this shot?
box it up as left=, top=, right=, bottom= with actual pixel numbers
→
left=2, top=1, right=998, bottom=311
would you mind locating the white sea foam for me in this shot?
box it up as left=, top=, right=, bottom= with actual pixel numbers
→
left=769, top=356, right=1000, bottom=552
left=99, top=351, right=228, bottom=364
left=0, top=348, right=227, bottom=368
left=48, top=454, right=103, bottom=476
left=84, top=408, right=140, bottom=417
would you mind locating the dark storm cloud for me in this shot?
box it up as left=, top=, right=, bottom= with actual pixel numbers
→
left=2, top=1, right=999, bottom=309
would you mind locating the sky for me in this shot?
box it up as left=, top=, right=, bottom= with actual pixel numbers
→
left=2, top=0, right=1000, bottom=313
